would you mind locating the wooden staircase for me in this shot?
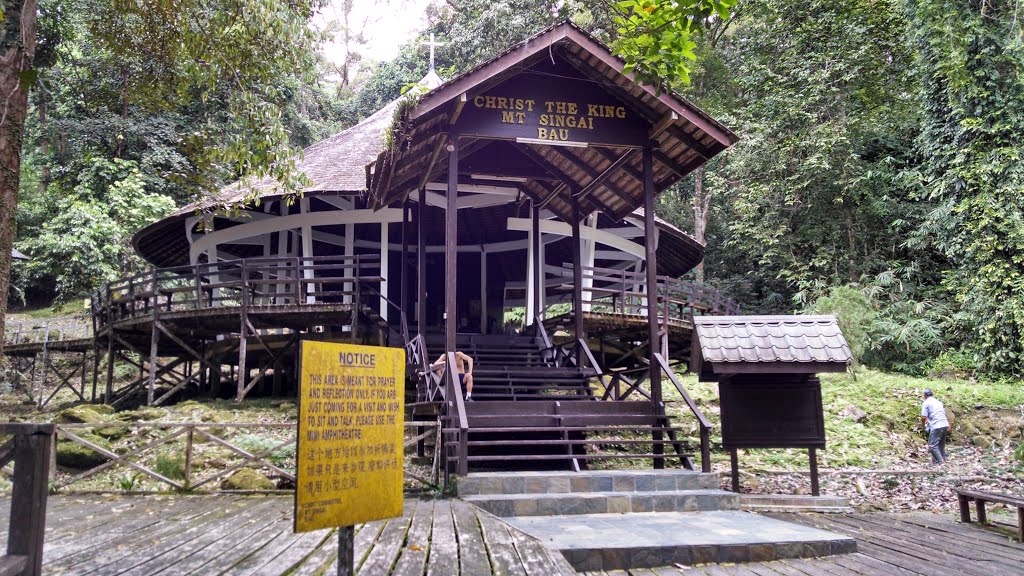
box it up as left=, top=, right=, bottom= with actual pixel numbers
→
left=423, top=334, right=696, bottom=475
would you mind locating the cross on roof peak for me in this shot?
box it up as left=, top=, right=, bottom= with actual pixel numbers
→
left=421, top=33, right=444, bottom=72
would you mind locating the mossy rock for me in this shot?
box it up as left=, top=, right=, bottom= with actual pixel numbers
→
left=56, top=434, right=111, bottom=469
left=277, top=402, right=296, bottom=413
left=94, top=425, right=130, bottom=440
left=55, top=406, right=105, bottom=424
left=221, top=467, right=275, bottom=490
left=971, top=435, right=993, bottom=448
left=91, top=404, right=116, bottom=415
left=116, top=407, right=166, bottom=422
left=176, top=400, right=210, bottom=412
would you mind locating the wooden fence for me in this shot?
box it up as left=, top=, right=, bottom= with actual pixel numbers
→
left=0, top=421, right=439, bottom=494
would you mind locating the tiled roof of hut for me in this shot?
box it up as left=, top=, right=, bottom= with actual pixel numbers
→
left=691, top=315, right=852, bottom=380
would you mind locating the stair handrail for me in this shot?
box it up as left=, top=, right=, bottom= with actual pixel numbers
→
left=362, top=284, right=409, bottom=345
left=653, top=352, right=712, bottom=473
left=444, top=352, right=470, bottom=476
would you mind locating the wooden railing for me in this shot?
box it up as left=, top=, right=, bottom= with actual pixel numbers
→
left=550, top=264, right=740, bottom=320
left=0, top=423, right=54, bottom=576
left=3, top=421, right=439, bottom=494
left=441, top=353, right=469, bottom=484
left=3, top=315, right=93, bottom=347
left=90, top=255, right=384, bottom=332
left=654, top=352, right=712, bottom=473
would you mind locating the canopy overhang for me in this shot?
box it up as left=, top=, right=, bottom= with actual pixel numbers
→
left=368, top=22, right=738, bottom=222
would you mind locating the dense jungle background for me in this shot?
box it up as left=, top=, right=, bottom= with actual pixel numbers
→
left=5, top=0, right=1024, bottom=381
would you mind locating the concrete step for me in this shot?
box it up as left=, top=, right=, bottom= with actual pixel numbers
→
left=464, top=489, right=739, bottom=517
left=504, top=510, right=858, bottom=571
left=456, top=470, right=719, bottom=496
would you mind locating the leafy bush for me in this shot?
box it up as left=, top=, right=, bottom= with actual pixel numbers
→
left=232, top=434, right=295, bottom=466
left=154, top=452, right=186, bottom=481
left=925, top=350, right=975, bottom=380
left=812, top=285, right=876, bottom=363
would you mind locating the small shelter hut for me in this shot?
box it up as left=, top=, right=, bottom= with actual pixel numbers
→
left=691, top=315, right=853, bottom=494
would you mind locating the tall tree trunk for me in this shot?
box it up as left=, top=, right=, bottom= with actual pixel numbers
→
left=37, top=94, right=47, bottom=195
left=0, top=0, right=39, bottom=360
left=692, top=166, right=710, bottom=283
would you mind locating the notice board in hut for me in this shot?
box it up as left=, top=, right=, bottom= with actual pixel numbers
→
left=717, top=375, right=826, bottom=450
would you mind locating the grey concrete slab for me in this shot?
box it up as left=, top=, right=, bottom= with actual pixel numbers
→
left=504, top=510, right=857, bottom=571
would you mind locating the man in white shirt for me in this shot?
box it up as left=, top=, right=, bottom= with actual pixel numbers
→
left=920, top=388, right=949, bottom=464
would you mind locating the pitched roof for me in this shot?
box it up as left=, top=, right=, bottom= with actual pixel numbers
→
left=692, top=315, right=852, bottom=379
left=368, top=21, right=738, bottom=222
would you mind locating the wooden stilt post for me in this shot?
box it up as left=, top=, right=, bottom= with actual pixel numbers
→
left=445, top=134, right=459, bottom=355
left=809, top=447, right=820, bottom=496
left=147, top=317, right=159, bottom=406
left=91, top=345, right=100, bottom=402
left=532, top=202, right=542, bottom=324
left=401, top=201, right=409, bottom=331
left=730, top=448, right=740, bottom=492
left=80, top=351, right=87, bottom=400
left=643, top=143, right=663, bottom=469
left=417, top=187, right=427, bottom=339
left=237, top=260, right=249, bottom=402
left=105, top=334, right=115, bottom=403
left=36, top=323, right=50, bottom=408
left=570, top=200, right=584, bottom=352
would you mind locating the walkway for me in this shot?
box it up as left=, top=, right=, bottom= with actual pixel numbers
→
left=1, top=495, right=1021, bottom=575
left=0, top=495, right=574, bottom=575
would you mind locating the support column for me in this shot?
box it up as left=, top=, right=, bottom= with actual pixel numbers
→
left=532, top=201, right=540, bottom=323
left=570, top=200, right=584, bottom=348
left=445, top=135, right=459, bottom=354
left=643, top=143, right=663, bottom=468
left=480, top=249, right=487, bottom=334
left=380, top=221, right=389, bottom=322
left=581, top=213, right=597, bottom=312
left=401, top=202, right=409, bottom=328
left=343, top=212, right=355, bottom=306
left=417, top=188, right=426, bottom=337
left=237, top=261, right=249, bottom=402
left=300, top=197, right=315, bottom=304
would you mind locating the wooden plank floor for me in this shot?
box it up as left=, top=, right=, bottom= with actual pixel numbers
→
left=580, top=511, right=1024, bottom=576
left=0, top=495, right=576, bottom=575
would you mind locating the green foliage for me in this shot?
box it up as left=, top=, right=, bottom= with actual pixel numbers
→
left=812, top=286, right=876, bottom=363
left=117, top=472, right=141, bottom=491
left=925, top=349, right=975, bottom=380
left=611, top=0, right=735, bottom=88
left=906, top=0, right=1024, bottom=376
left=232, top=434, right=295, bottom=466
left=154, top=451, right=186, bottom=481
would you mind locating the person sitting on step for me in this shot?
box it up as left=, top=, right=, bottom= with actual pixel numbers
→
left=430, top=351, right=474, bottom=401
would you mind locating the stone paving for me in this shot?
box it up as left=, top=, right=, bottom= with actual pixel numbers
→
left=506, top=509, right=858, bottom=572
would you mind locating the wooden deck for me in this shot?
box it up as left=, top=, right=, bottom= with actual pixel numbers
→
left=0, top=495, right=575, bottom=575
left=3, top=495, right=1022, bottom=575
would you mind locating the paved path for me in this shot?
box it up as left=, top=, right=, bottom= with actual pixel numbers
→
left=580, top=511, right=1024, bottom=575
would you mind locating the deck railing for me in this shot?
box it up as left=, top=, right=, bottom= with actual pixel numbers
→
left=3, top=315, right=93, bottom=347
left=2, top=421, right=439, bottom=494
left=90, top=255, right=384, bottom=332
left=0, top=423, right=54, bottom=576
left=550, top=264, right=740, bottom=320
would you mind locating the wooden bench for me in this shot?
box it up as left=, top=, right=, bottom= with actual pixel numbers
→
left=956, top=488, right=1024, bottom=541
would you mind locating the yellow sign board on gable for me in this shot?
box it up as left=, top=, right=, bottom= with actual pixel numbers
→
left=295, top=341, right=406, bottom=533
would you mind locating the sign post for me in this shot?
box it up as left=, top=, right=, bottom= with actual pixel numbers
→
left=294, top=341, right=406, bottom=574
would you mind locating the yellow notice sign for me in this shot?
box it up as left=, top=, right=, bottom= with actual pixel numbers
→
left=295, top=341, right=405, bottom=533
